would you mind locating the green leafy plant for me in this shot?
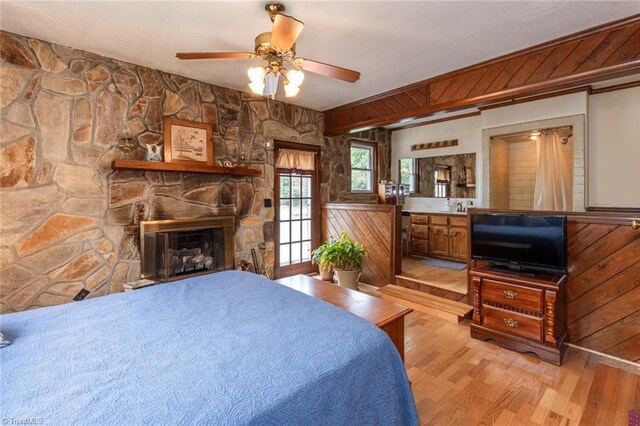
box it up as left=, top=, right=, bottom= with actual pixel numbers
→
left=331, top=232, right=368, bottom=271
left=311, top=239, right=339, bottom=272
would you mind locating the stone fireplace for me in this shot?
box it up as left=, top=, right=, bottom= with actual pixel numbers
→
left=140, top=217, right=235, bottom=282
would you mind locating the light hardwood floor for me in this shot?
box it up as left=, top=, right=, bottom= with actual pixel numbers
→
left=402, top=309, right=640, bottom=425
left=400, top=255, right=468, bottom=294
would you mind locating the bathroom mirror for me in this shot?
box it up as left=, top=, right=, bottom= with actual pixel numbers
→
left=399, top=153, right=476, bottom=198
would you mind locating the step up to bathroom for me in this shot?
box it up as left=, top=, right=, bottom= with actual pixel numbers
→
left=379, top=284, right=473, bottom=323
left=395, top=275, right=468, bottom=303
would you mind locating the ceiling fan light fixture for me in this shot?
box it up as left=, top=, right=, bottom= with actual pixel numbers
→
left=264, top=72, right=280, bottom=99
left=286, top=69, right=304, bottom=87
left=247, top=66, right=266, bottom=83
left=249, top=80, right=265, bottom=95
left=284, top=83, right=300, bottom=97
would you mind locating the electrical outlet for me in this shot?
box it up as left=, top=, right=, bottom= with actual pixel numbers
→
left=73, top=289, right=90, bottom=301
left=264, top=198, right=272, bottom=208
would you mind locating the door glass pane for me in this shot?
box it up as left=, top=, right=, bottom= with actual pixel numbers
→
left=302, top=177, right=311, bottom=197
left=280, top=176, right=290, bottom=198
left=280, top=244, right=290, bottom=266
left=291, top=242, right=301, bottom=263
left=280, top=199, right=290, bottom=221
left=291, top=176, right=301, bottom=198
left=302, top=220, right=311, bottom=240
left=291, top=220, right=301, bottom=242
left=277, top=170, right=315, bottom=272
left=302, top=198, right=311, bottom=219
left=291, top=199, right=301, bottom=220
left=302, top=241, right=311, bottom=262
left=280, top=221, right=290, bottom=244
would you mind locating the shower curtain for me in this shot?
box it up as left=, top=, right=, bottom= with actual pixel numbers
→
left=533, top=131, right=572, bottom=211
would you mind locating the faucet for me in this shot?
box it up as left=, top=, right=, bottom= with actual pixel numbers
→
left=456, top=201, right=464, bottom=212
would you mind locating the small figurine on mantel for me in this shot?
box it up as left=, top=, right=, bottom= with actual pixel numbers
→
left=144, top=143, right=163, bottom=162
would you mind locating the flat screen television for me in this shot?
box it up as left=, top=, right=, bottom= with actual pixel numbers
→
left=470, top=213, right=567, bottom=274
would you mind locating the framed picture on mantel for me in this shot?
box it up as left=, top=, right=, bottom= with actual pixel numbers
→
left=163, top=117, right=213, bottom=166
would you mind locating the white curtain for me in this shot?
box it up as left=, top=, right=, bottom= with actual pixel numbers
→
left=275, top=148, right=315, bottom=171
left=533, top=132, right=572, bottom=211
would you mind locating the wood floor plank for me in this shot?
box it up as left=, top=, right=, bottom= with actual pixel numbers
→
left=398, top=308, right=640, bottom=424
left=360, top=281, right=640, bottom=424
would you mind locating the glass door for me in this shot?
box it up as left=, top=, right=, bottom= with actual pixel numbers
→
left=276, top=171, right=315, bottom=277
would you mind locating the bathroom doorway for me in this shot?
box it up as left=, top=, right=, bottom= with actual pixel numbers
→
left=489, top=126, right=573, bottom=211
left=481, top=114, right=586, bottom=211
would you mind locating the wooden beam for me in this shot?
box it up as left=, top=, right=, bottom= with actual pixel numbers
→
left=324, top=14, right=640, bottom=135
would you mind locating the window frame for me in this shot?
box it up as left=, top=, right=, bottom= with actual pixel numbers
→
left=399, top=158, right=416, bottom=193
left=350, top=140, right=377, bottom=194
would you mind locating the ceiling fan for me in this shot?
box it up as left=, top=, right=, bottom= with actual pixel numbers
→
left=176, top=2, right=361, bottom=98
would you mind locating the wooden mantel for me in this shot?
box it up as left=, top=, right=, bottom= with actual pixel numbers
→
left=324, top=14, right=640, bottom=135
left=112, top=159, right=262, bottom=177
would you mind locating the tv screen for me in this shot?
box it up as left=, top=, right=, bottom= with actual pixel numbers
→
left=470, top=213, right=567, bottom=274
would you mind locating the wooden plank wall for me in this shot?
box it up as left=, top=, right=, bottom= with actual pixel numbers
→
left=324, top=15, right=640, bottom=134
left=322, top=204, right=402, bottom=287
left=566, top=215, right=640, bottom=363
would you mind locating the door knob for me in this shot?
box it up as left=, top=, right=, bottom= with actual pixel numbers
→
left=633, top=220, right=640, bottom=230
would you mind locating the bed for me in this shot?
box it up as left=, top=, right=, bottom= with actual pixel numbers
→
left=0, top=271, right=418, bottom=425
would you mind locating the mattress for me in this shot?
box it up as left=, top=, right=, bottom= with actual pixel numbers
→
left=0, top=271, right=418, bottom=425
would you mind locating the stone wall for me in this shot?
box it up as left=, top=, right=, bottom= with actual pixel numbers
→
left=321, top=127, right=391, bottom=203
left=0, top=31, right=323, bottom=313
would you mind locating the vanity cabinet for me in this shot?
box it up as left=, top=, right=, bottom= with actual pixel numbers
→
left=469, top=267, right=567, bottom=365
left=410, top=213, right=468, bottom=261
left=448, top=216, right=468, bottom=262
left=410, top=214, right=429, bottom=255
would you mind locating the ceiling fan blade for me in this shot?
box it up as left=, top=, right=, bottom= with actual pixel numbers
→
left=294, top=58, right=360, bottom=83
left=270, top=14, right=304, bottom=51
left=176, top=52, right=255, bottom=60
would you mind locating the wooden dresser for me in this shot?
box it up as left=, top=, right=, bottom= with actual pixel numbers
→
left=409, top=213, right=467, bottom=262
left=470, top=266, right=567, bottom=365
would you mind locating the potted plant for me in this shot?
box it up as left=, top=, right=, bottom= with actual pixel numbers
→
left=311, top=240, right=337, bottom=282
left=331, top=232, right=368, bottom=290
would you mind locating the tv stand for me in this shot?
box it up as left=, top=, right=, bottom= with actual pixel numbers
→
left=469, top=265, right=567, bottom=365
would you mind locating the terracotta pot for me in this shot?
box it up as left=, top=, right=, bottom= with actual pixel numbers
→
left=334, top=269, right=360, bottom=290
left=320, top=269, right=334, bottom=282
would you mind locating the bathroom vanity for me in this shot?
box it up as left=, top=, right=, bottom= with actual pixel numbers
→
left=409, top=212, right=468, bottom=262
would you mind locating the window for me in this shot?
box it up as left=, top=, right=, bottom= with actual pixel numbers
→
left=351, top=142, right=375, bottom=192
left=434, top=166, right=450, bottom=198
left=399, top=159, right=416, bottom=193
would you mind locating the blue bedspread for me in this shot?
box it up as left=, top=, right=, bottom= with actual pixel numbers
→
left=1, top=271, right=418, bottom=425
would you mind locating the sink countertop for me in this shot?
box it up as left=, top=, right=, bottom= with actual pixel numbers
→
left=402, top=209, right=468, bottom=215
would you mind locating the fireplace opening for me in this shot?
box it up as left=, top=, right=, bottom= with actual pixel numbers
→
left=140, top=217, right=235, bottom=282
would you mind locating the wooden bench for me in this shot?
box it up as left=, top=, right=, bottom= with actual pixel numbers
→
left=275, top=275, right=413, bottom=361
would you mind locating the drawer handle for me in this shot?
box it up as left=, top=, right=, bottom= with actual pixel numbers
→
left=503, top=290, right=518, bottom=300
left=503, top=318, right=519, bottom=328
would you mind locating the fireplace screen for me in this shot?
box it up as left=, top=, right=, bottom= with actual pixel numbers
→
left=140, top=217, right=235, bottom=282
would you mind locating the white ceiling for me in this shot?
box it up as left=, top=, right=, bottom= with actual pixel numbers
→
left=2, top=1, right=639, bottom=111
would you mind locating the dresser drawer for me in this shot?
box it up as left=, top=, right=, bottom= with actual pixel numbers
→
left=411, top=239, right=428, bottom=254
left=449, top=216, right=467, bottom=227
left=483, top=279, right=543, bottom=313
left=411, top=224, right=428, bottom=239
left=483, top=305, right=543, bottom=342
left=411, top=214, right=429, bottom=225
